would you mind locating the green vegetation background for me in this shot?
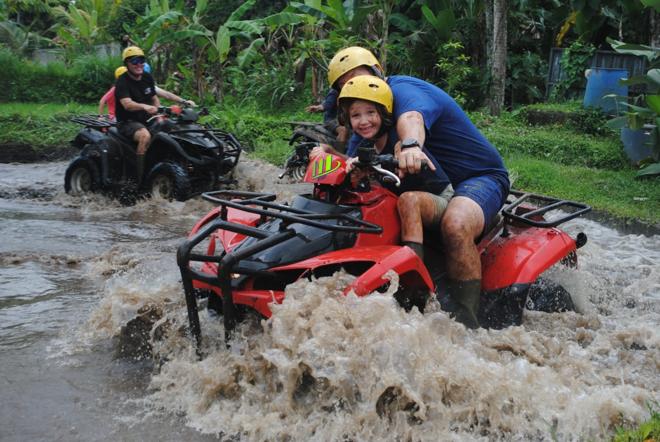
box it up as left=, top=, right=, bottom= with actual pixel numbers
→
left=0, top=98, right=657, bottom=226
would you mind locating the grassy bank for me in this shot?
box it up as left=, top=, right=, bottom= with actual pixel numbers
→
left=0, top=102, right=96, bottom=150
left=0, top=101, right=658, bottom=225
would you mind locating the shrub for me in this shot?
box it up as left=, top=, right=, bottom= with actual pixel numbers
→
left=473, top=111, right=627, bottom=170
left=549, top=40, right=596, bottom=101
left=0, top=49, right=119, bottom=103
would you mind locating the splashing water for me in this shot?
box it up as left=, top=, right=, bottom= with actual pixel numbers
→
left=0, top=159, right=657, bottom=441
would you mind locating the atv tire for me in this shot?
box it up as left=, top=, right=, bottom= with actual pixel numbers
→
left=146, top=161, right=191, bottom=201
left=118, top=179, right=139, bottom=206
left=525, top=277, right=575, bottom=313
left=64, top=156, right=100, bottom=195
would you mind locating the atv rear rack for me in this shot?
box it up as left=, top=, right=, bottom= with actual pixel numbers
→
left=177, top=190, right=383, bottom=350
left=70, top=115, right=115, bottom=128
left=503, top=190, right=591, bottom=229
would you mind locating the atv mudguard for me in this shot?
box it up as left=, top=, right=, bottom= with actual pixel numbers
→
left=272, top=245, right=434, bottom=296
left=480, top=224, right=577, bottom=291
left=72, top=127, right=107, bottom=149
left=192, top=246, right=433, bottom=319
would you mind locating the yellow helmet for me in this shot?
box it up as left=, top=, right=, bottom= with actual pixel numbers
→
left=327, top=46, right=383, bottom=88
left=122, top=46, right=144, bottom=61
left=114, top=66, right=128, bottom=79
left=338, top=75, right=393, bottom=114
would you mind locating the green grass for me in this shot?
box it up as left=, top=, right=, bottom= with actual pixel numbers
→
left=505, top=153, right=659, bottom=222
left=1, top=101, right=658, bottom=225
left=0, top=102, right=97, bottom=117
left=0, top=102, right=97, bottom=149
left=613, top=407, right=660, bottom=442
left=521, top=100, right=583, bottom=113
left=472, top=111, right=626, bottom=169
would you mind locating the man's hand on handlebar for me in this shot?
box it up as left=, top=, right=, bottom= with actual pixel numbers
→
left=395, top=141, right=435, bottom=178
left=180, top=99, right=197, bottom=107
left=144, top=104, right=159, bottom=115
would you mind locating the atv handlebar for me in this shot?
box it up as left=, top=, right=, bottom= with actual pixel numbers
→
left=350, top=146, right=430, bottom=188
left=201, top=190, right=383, bottom=234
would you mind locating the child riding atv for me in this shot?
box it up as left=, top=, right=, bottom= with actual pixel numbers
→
left=322, top=75, right=455, bottom=261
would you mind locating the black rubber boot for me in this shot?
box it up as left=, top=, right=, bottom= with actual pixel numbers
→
left=136, top=154, right=145, bottom=186
left=402, top=241, right=424, bottom=261
left=446, top=279, right=481, bottom=329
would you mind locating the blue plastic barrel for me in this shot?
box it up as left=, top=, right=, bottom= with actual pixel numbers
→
left=583, top=68, right=628, bottom=114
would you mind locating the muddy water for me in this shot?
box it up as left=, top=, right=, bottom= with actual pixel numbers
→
left=0, top=159, right=657, bottom=441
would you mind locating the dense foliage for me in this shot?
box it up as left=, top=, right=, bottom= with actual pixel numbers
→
left=0, top=49, right=118, bottom=102
left=1, top=1, right=658, bottom=110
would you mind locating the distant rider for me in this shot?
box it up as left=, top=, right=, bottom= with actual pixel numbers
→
left=98, top=66, right=127, bottom=120
left=114, top=46, right=160, bottom=185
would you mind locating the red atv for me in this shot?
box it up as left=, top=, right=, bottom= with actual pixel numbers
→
left=177, top=147, right=591, bottom=347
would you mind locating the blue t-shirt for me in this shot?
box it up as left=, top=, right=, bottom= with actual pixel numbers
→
left=322, top=89, right=338, bottom=122
left=347, top=75, right=509, bottom=192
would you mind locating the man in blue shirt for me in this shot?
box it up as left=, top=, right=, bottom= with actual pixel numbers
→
left=322, top=47, right=510, bottom=329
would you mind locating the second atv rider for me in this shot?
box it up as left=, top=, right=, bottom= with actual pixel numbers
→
left=114, top=45, right=160, bottom=185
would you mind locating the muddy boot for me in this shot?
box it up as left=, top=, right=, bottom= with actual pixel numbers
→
left=135, top=153, right=145, bottom=186
left=402, top=241, right=424, bottom=261
left=447, top=279, right=481, bottom=329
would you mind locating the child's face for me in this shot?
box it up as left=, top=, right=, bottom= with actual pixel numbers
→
left=348, top=100, right=382, bottom=140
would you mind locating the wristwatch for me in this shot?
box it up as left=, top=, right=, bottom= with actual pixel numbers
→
left=401, top=138, right=421, bottom=150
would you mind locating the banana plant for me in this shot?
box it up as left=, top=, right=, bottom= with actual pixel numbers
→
left=51, top=0, right=116, bottom=54
left=0, top=20, right=49, bottom=56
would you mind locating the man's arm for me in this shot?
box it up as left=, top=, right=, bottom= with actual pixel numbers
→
left=119, top=97, right=158, bottom=115
left=155, top=87, right=195, bottom=106
left=395, top=111, right=435, bottom=175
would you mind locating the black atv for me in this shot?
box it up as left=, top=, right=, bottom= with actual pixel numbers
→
left=280, top=121, right=341, bottom=181
left=64, top=106, right=242, bottom=203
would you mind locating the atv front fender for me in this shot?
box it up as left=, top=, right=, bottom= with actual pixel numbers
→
left=273, top=245, right=434, bottom=296
left=481, top=225, right=577, bottom=291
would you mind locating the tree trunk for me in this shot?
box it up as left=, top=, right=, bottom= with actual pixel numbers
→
left=651, top=8, right=660, bottom=48
left=311, top=65, right=318, bottom=101
left=487, top=0, right=507, bottom=116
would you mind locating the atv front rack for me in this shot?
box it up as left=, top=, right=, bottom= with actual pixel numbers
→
left=503, top=190, right=591, bottom=229
left=177, top=190, right=383, bottom=350
left=70, top=115, right=115, bottom=128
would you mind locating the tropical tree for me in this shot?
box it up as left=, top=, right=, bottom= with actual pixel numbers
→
left=487, top=0, right=508, bottom=115
left=0, top=19, right=50, bottom=56
left=51, top=0, right=118, bottom=56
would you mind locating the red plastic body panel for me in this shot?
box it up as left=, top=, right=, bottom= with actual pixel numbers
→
left=304, top=154, right=347, bottom=185
left=352, top=190, right=401, bottom=247
left=193, top=245, right=433, bottom=318
left=193, top=278, right=284, bottom=318
left=481, top=224, right=576, bottom=290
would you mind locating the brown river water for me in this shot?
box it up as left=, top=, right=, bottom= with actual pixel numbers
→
left=0, top=158, right=658, bottom=441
